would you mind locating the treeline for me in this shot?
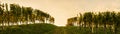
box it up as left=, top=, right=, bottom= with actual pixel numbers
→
left=67, top=11, right=120, bottom=34
left=0, top=3, right=54, bottom=26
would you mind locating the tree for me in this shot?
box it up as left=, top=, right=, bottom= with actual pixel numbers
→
left=102, top=11, right=113, bottom=34
left=78, top=13, right=83, bottom=27
left=67, top=17, right=77, bottom=26
left=10, top=4, right=22, bottom=25
left=0, top=3, right=54, bottom=27
left=83, top=12, right=93, bottom=28
left=49, top=17, right=55, bottom=24
left=115, top=12, right=120, bottom=34
left=0, top=3, right=4, bottom=30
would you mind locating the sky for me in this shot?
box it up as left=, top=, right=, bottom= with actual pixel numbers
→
left=1, top=0, right=120, bottom=26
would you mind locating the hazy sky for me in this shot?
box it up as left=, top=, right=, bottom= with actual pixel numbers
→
left=1, top=0, right=120, bottom=26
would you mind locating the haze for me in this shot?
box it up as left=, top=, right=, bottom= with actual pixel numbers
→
left=1, top=0, right=120, bottom=26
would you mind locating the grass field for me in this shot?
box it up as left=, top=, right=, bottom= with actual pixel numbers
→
left=0, top=23, right=120, bottom=34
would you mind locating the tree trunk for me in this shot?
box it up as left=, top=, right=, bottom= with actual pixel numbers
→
left=114, top=23, right=118, bottom=34
left=95, top=23, right=98, bottom=34
left=91, top=22, right=94, bottom=33
left=104, top=23, right=107, bottom=34
left=89, top=22, right=92, bottom=34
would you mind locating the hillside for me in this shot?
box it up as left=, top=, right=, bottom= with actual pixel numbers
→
left=0, top=23, right=57, bottom=34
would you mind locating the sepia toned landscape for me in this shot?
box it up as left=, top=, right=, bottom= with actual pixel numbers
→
left=0, top=0, right=120, bottom=34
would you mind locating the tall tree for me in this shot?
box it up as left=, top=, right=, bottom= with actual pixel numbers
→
left=49, top=17, right=55, bottom=24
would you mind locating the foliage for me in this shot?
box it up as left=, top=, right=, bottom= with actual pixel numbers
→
left=67, top=11, right=120, bottom=34
left=0, top=23, right=57, bottom=34
left=0, top=3, right=55, bottom=27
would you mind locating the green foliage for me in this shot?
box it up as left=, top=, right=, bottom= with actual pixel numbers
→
left=0, top=3, right=55, bottom=26
left=67, top=11, right=120, bottom=34
left=0, top=23, right=57, bottom=34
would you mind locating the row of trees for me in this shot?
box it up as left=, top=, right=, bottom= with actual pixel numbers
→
left=67, top=11, right=120, bottom=34
left=0, top=3, right=54, bottom=26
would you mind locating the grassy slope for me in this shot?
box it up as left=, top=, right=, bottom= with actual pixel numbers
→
left=0, top=23, right=57, bottom=34
left=47, top=26, right=119, bottom=34
left=0, top=24, right=120, bottom=34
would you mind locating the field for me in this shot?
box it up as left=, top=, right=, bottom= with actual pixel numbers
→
left=0, top=23, right=120, bottom=34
